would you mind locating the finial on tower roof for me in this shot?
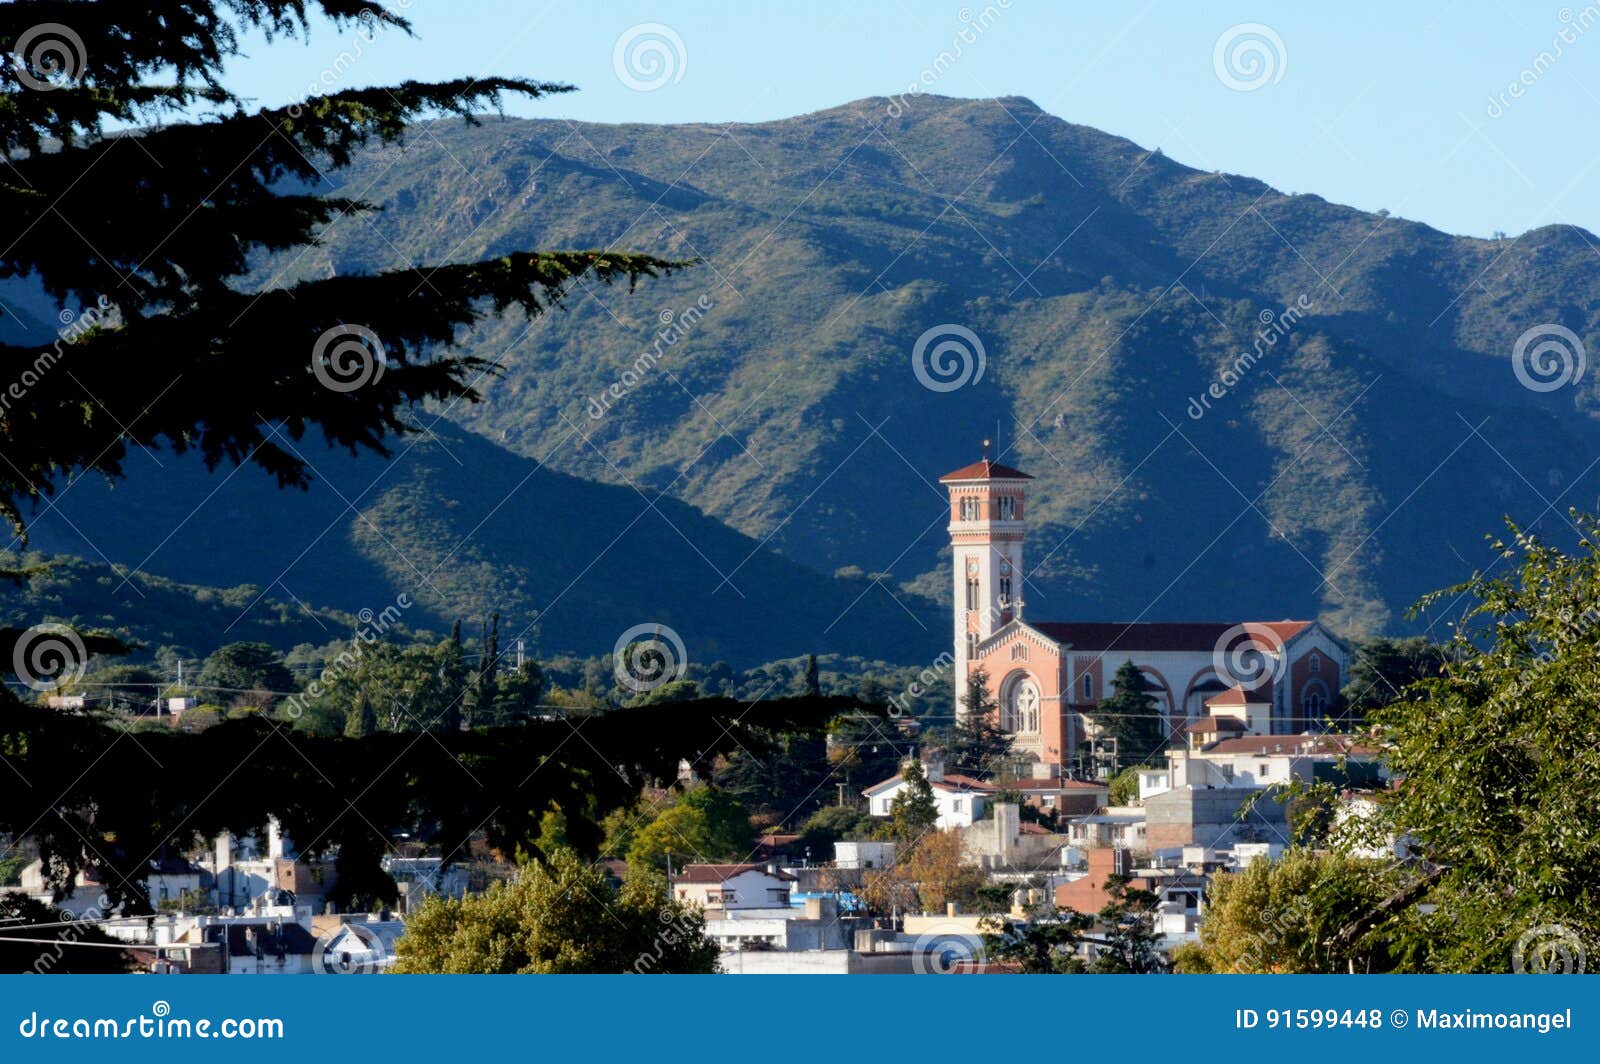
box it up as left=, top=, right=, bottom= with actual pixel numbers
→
left=982, top=438, right=992, bottom=461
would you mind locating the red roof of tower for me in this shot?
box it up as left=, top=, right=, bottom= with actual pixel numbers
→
left=939, top=458, right=1033, bottom=482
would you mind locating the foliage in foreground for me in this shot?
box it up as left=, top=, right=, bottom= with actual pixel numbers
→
left=1365, top=516, right=1600, bottom=971
left=391, top=849, right=718, bottom=974
left=0, top=694, right=859, bottom=912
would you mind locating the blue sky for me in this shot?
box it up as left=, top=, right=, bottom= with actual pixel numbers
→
left=222, top=1, right=1600, bottom=238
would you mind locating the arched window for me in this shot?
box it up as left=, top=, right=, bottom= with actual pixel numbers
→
left=1301, top=681, right=1330, bottom=726
left=960, top=497, right=980, bottom=520
left=997, top=496, right=1017, bottom=520
left=1011, top=643, right=1028, bottom=661
left=1003, top=677, right=1040, bottom=734
left=1082, top=673, right=1093, bottom=700
left=1309, top=653, right=1321, bottom=673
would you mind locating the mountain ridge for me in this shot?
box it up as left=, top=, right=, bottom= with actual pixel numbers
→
left=8, top=94, right=1600, bottom=657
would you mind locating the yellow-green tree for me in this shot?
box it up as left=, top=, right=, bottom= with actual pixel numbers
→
left=391, top=849, right=718, bottom=974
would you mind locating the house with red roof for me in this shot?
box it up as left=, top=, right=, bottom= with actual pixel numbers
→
left=941, top=447, right=1350, bottom=773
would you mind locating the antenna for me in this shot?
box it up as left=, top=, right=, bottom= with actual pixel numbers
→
left=982, top=437, right=991, bottom=462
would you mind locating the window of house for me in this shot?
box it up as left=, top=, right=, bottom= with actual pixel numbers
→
left=1011, top=643, right=1028, bottom=661
left=967, top=633, right=979, bottom=659
left=1309, top=654, right=1321, bottom=673
left=999, top=576, right=1012, bottom=603
left=997, top=496, right=1016, bottom=520
left=952, top=799, right=963, bottom=812
left=1082, top=673, right=1093, bottom=699
left=965, top=578, right=980, bottom=610
left=1259, top=763, right=1269, bottom=775
left=960, top=497, right=979, bottom=520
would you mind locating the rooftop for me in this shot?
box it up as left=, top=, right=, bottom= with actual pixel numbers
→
left=1028, top=620, right=1312, bottom=653
left=939, top=458, right=1033, bottom=482
left=674, top=863, right=798, bottom=884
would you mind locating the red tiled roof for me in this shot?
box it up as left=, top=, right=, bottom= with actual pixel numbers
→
left=939, top=459, right=1033, bottom=482
left=1205, top=687, right=1251, bottom=707
left=1000, top=778, right=1110, bottom=791
left=1186, top=715, right=1248, bottom=735
left=863, top=772, right=997, bottom=796
left=674, top=863, right=797, bottom=884
left=937, top=772, right=998, bottom=792
left=1203, top=734, right=1376, bottom=756
left=1029, top=620, right=1315, bottom=654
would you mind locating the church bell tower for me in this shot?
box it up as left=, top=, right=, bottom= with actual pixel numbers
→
left=940, top=443, right=1032, bottom=721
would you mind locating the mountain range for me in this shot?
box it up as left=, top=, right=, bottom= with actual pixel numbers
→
left=7, top=94, right=1600, bottom=664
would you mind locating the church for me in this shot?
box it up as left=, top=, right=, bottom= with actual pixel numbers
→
left=941, top=450, right=1350, bottom=772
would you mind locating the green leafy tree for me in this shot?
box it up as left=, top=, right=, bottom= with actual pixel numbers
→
left=796, top=805, right=873, bottom=857
left=198, top=642, right=294, bottom=707
left=1094, top=661, right=1168, bottom=771
left=941, top=666, right=1013, bottom=778
left=889, top=759, right=940, bottom=841
left=1089, top=875, right=1164, bottom=973
left=1340, top=636, right=1447, bottom=726
left=982, top=910, right=1091, bottom=973
left=1362, top=516, right=1600, bottom=971
left=1175, top=849, right=1425, bottom=974
left=391, top=850, right=718, bottom=973
left=0, top=2, right=674, bottom=539
left=344, top=691, right=376, bottom=738
left=1106, top=764, right=1153, bottom=806
left=626, top=787, right=755, bottom=872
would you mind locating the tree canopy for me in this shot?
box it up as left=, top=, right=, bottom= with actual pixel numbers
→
left=0, top=1, right=677, bottom=535
left=1093, top=661, right=1169, bottom=771
left=1363, top=516, right=1600, bottom=971
left=390, top=849, right=718, bottom=974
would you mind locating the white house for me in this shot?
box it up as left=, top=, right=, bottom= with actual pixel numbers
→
left=672, top=864, right=796, bottom=912
left=1167, top=734, right=1386, bottom=791
left=863, top=763, right=995, bottom=829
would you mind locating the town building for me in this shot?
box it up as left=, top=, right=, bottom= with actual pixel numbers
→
left=940, top=451, right=1350, bottom=772
left=672, top=863, right=796, bottom=911
left=863, top=762, right=995, bottom=828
